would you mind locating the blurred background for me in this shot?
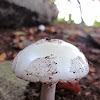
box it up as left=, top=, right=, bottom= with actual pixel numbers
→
left=0, top=0, right=100, bottom=100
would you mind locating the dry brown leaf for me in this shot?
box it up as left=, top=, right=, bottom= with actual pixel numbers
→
left=46, top=27, right=56, bottom=33
left=0, top=52, right=6, bottom=62
left=57, top=81, right=81, bottom=93
left=88, top=61, right=95, bottom=72
left=28, top=36, right=34, bottom=40
left=89, top=66, right=95, bottom=73
left=17, top=42, right=23, bottom=49
left=28, top=28, right=35, bottom=35
left=68, top=34, right=80, bottom=40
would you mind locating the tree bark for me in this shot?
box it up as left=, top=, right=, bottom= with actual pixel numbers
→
left=0, top=0, right=58, bottom=28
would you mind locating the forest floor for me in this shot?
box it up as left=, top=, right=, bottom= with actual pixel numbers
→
left=0, top=23, right=100, bottom=100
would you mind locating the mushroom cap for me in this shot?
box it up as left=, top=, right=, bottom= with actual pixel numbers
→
left=12, top=39, right=89, bottom=83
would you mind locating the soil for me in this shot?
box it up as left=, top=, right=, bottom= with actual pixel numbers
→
left=0, top=23, right=100, bottom=100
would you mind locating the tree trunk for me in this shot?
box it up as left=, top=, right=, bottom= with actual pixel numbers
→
left=0, top=0, right=58, bottom=28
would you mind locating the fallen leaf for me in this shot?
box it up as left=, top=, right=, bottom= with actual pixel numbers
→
left=0, top=52, right=6, bottom=62
left=28, top=35, right=34, bottom=41
left=46, top=27, right=56, bottom=33
left=68, top=34, right=80, bottom=40
left=28, top=28, right=35, bottom=35
left=17, top=42, right=23, bottom=49
left=89, top=66, right=95, bottom=73
left=57, top=81, right=81, bottom=93
left=14, top=31, right=25, bottom=36
left=88, top=61, right=95, bottom=72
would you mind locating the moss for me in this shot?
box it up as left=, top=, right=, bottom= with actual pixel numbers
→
left=0, top=61, right=28, bottom=100
left=93, top=20, right=100, bottom=27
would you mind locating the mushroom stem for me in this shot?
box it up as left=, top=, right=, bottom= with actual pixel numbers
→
left=40, top=83, right=56, bottom=100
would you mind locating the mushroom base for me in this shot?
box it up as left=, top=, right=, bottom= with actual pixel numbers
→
left=40, top=83, right=56, bottom=100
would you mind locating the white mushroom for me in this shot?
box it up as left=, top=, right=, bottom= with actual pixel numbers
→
left=38, top=24, right=46, bottom=31
left=12, top=38, right=89, bottom=100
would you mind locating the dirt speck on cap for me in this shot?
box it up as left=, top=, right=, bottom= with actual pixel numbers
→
left=70, top=56, right=85, bottom=73
left=26, top=55, right=58, bottom=80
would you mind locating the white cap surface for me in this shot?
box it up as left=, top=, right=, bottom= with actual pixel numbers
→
left=12, top=38, right=89, bottom=83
